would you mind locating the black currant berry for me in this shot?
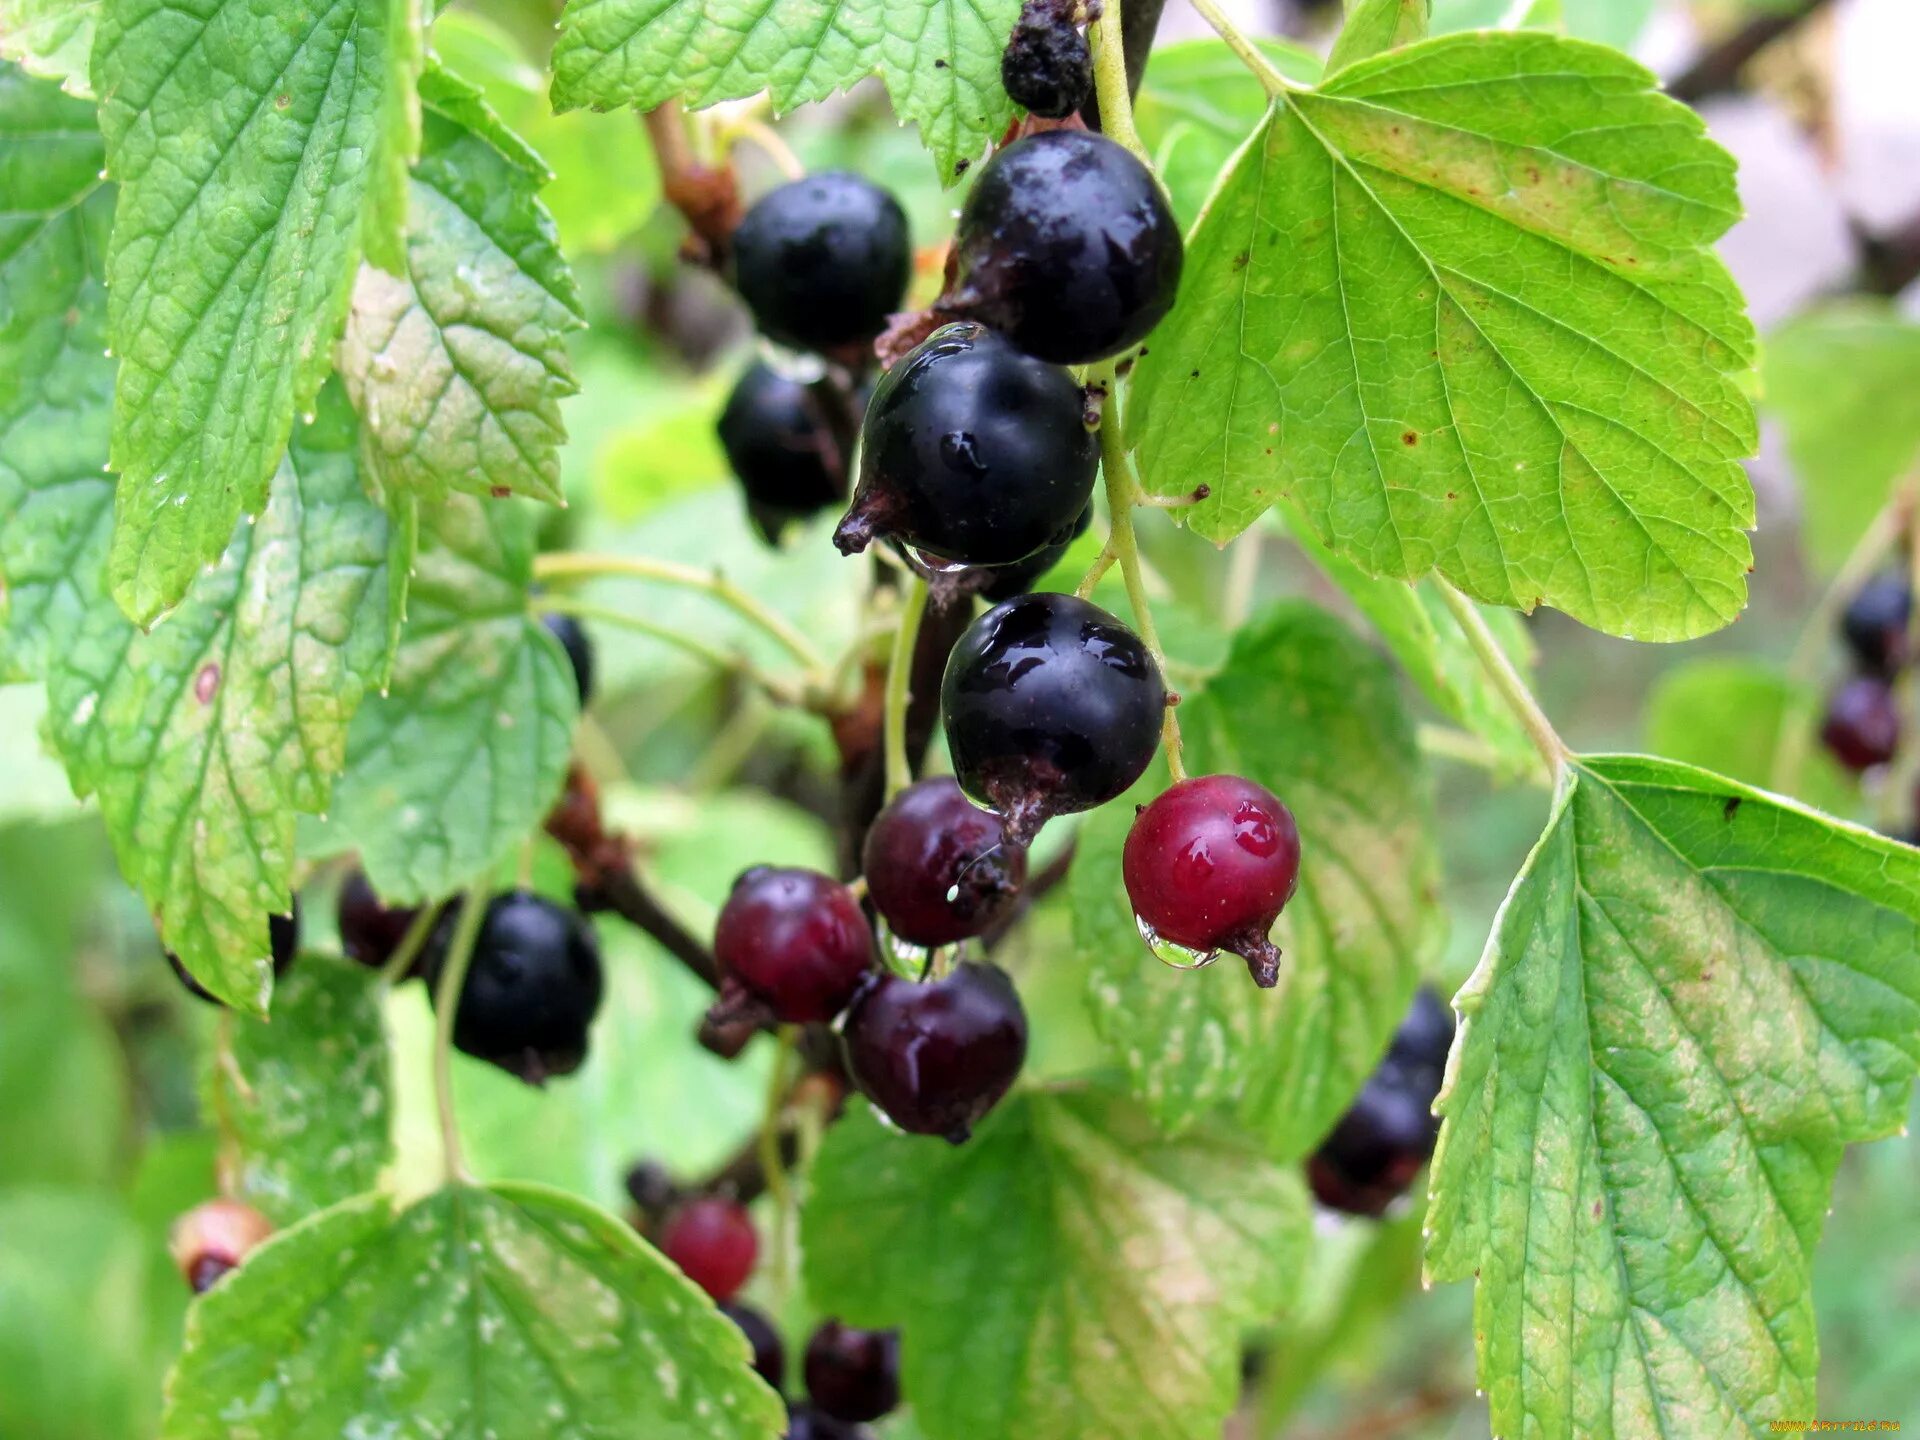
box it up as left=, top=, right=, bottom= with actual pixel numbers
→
left=624, top=1159, right=681, bottom=1218
left=718, top=362, right=849, bottom=545
left=832, top=322, right=1097, bottom=568
left=785, top=1403, right=866, bottom=1440
left=542, top=611, right=595, bottom=705
left=167, top=903, right=301, bottom=1004
left=169, top=1198, right=272, bottom=1294
left=980, top=503, right=1091, bottom=601
left=863, top=777, right=1027, bottom=948
left=659, top=1196, right=758, bottom=1303
left=426, top=891, right=603, bottom=1085
left=1123, top=774, right=1301, bottom=987
left=731, top=173, right=911, bottom=356
left=1001, top=0, right=1092, bottom=119
left=1308, top=988, right=1455, bottom=1217
left=1840, top=571, right=1912, bottom=677
left=804, top=1320, right=901, bottom=1424
left=336, top=868, right=421, bottom=972
left=1821, top=675, right=1900, bottom=772
left=947, top=129, right=1182, bottom=365
left=722, top=1302, right=786, bottom=1391
left=712, top=867, right=875, bottom=1024
left=840, top=961, right=1028, bottom=1144
left=1387, top=985, right=1454, bottom=1075
left=942, top=593, right=1166, bottom=844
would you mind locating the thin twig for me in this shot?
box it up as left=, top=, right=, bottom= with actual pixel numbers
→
left=1433, top=581, right=1569, bottom=776
left=1667, top=0, right=1836, bottom=104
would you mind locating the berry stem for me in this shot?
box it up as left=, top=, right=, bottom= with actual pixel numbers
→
left=534, top=593, right=812, bottom=708
left=1090, top=0, right=1150, bottom=166
left=718, top=115, right=805, bottom=181
left=883, top=576, right=930, bottom=797
left=1432, top=581, right=1569, bottom=775
left=431, top=885, right=489, bottom=1185
left=1075, top=541, right=1118, bottom=598
left=378, top=899, right=444, bottom=986
left=1185, top=0, right=1296, bottom=96
left=533, top=552, right=827, bottom=675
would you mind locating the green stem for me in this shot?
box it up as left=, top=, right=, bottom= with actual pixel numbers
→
left=534, top=593, right=809, bottom=707
left=883, top=577, right=929, bottom=797
left=1433, top=581, right=1568, bottom=776
left=1091, top=0, right=1150, bottom=164
left=760, top=1027, right=800, bottom=1304
left=431, top=885, right=489, bottom=1185
left=1186, top=0, right=1295, bottom=94
left=379, top=899, right=444, bottom=986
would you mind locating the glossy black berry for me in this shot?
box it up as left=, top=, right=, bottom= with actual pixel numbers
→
left=718, top=362, right=848, bottom=545
left=1821, top=675, right=1900, bottom=772
left=832, top=322, right=1097, bottom=568
left=942, top=593, right=1166, bottom=845
left=732, top=173, right=910, bottom=356
left=1840, top=571, right=1912, bottom=677
left=712, top=867, right=875, bottom=1024
left=1001, top=0, right=1092, bottom=119
left=980, top=502, right=1091, bottom=601
left=841, top=961, right=1028, bottom=1144
left=542, top=612, right=595, bottom=705
left=336, top=868, right=420, bottom=973
left=659, top=1196, right=758, bottom=1303
left=426, top=891, right=603, bottom=1085
left=722, top=1302, right=786, bottom=1391
left=1308, top=989, right=1455, bottom=1217
left=948, top=130, right=1182, bottom=365
left=167, top=903, right=301, bottom=1004
left=863, top=777, right=1027, bottom=947
left=804, top=1321, right=901, bottom=1424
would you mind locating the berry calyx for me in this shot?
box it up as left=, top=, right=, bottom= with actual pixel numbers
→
left=731, top=173, right=911, bottom=357
left=1840, top=571, right=1911, bottom=677
left=840, top=961, right=1028, bottom=1144
left=862, top=777, right=1027, bottom=947
left=947, top=129, right=1183, bottom=365
left=942, top=593, right=1166, bottom=845
left=979, top=502, right=1091, bottom=601
left=803, top=1320, right=901, bottom=1423
left=1001, top=0, right=1092, bottom=119
left=718, top=362, right=849, bottom=545
left=1308, top=987, right=1454, bottom=1217
left=336, top=867, right=421, bottom=973
left=542, top=611, right=595, bottom=705
left=712, top=867, right=876, bottom=1024
left=1122, top=775, right=1301, bottom=988
left=1820, top=675, right=1900, bottom=772
left=721, top=1301, right=785, bottom=1391
left=832, top=322, right=1098, bottom=568
left=169, top=1198, right=273, bottom=1293
left=426, top=891, right=604, bottom=1085
left=167, top=903, right=300, bottom=1004
left=659, top=1196, right=758, bottom=1303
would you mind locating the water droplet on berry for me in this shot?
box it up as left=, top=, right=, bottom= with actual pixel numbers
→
left=1134, top=913, right=1218, bottom=971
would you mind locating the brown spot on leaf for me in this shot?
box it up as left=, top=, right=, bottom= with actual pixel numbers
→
left=1722, top=796, right=1742, bottom=821
left=490, top=485, right=512, bottom=499
left=1401, top=431, right=1419, bottom=446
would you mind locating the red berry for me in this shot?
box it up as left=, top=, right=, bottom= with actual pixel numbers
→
left=659, top=1197, right=758, bottom=1303
left=1122, top=775, right=1301, bottom=987
left=862, top=777, right=1027, bottom=947
left=803, top=1320, right=901, bottom=1423
left=713, top=868, right=875, bottom=1023
left=169, top=1198, right=273, bottom=1293
left=1821, top=676, right=1900, bottom=772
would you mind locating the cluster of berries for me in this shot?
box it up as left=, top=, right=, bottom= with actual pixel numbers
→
left=1822, top=571, right=1910, bottom=774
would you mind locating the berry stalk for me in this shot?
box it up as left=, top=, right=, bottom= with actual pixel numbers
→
left=883, top=577, right=930, bottom=797
left=378, top=899, right=443, bottom=986
left=1089, top=0, right=1149, bottom=166
left=431, top=885, right=490, bottom=1183
left=1433, top=580, right=1569, bottom=775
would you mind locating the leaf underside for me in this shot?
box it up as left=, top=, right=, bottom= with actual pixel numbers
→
left=0, top=0, right=98, bottom=94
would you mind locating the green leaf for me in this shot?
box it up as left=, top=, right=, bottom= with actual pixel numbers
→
left=550, top=0, right=1022, bottom=183
left=1074, top=602, right=1441, bottom=1153
left=315, top=494, right=577, bottom=904
left=0, top=65, right=114, bottom=683
left=201, top=956, right=393, bottom=1226
left=802, top=1086, right=1309, bottom=1440
left=0, top=0, right=97, bottom=94
left=1327, top=0, right=1429, bottom=73
left=1763, top=302, right=1920, bottom=574
left=1129, top=32, right=1758, bottom=642
left=339, top=67, right=583, bottom=508
left=93, top=0, right=405, bottom=625
left=1643, top=656, right=1854, bottom=817
left=46, top=385, right=393, bottom=1012
left=1427, top=755, right=1920, bottom=1436
left=161, top=1182, right=786, bottom=1439
left=363, top=0, right=425, bottom=275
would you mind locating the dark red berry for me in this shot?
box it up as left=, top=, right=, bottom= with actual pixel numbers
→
left=718, top=362, right=849, bottom=546
left=1821, top=675, right=1900, bottom=772
left=336, top=868, right=420, bottom=972
left=659, top=1196, right=758, bottom=1303
left=1122, top=775, right=1301, bottom=988
left=942, top=593, right=1166, bottom=845
left=1001, top=0, right=1092, bottom=119
left=169, top=1198, right=272, bottom=1293
left=712, top=867, right=875, bottom=1024
left=731, top=172, right=910, bottom=356
left=979, top=502, right=1091, bottom=601
left=167, top=903, right=301, bottom=1003
left=542, top=611, right=595, bottom=705
left=833, top=322, right=1098, bottom=568
left=1308, top=990, right=1455, bottom=1217
left=803, top=1320, right=901, bottom=1424
left=947, top=129, right=1182, bottom=365
left=1840, top=571, right=1911, bottom=677
left=841, top=961, right=1028, bottom=1144
left=863, top=777, right=1027, bottom=947
left=721, top=1301, right=785, bottom=1391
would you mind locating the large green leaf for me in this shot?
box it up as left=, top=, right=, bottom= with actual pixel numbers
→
left=201, top=956, right=393, bottom=1226
left=161, top=1182, right=786, bottom=1438
left=340, top=67, right=582, bottom=508
left=1130, top=32, right=1757, bottom=642
left=1073, top=603, right=1440, bottom=1154
left=0, top=65, right=114, bottom=682
left=314, top=494, right=577, bottom=904
left=1763, top=302, right=1920, bottom=574
left=93, top=0, right=405, bottom=625
left=46, top=386, right=393, bottom=1013
left=1427, top=755, right=1920, bottom=1436
left=802, top=1087, right=1309, bottom=1440
left=551, top=0, right=1021, bottom=183
left=0, top=0, right=97, bottom=93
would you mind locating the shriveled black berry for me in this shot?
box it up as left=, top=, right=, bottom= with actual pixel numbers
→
left=948, top=130, right=1182, bottom=365
left=942, top=592, right=1166, bottom=844
left=1840, top=571, right=1912, bottom=677
left=979, top=503, right=1091, bottom=601
left=803, top=1321, right=901, bottom=1424
left=718, top=362, right=848, bottom=545
left=167, top=903, right=301, bottom=1004
left=833, top=322, right=1097, bottom=568
left=722, top=1302, right=786, bottom=1391
left=426, top=891, right=603, bottom=1085
left=1308, top=989, right=1456, bottom=1217
left=1001, top=0, right=1092, bottom=119
left=731, top=173, right=910, bottom=356
left=542, top=612, right=595, bottom=705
